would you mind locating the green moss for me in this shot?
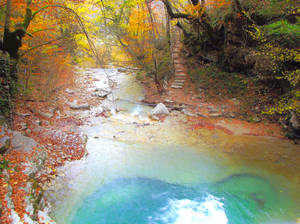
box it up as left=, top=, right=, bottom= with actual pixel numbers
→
left=263, top=20, right=300, bottom=48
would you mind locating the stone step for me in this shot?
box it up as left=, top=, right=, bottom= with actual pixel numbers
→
left=175, top=73, right=186, bottom=77
left=174, top=80, right=185, bottom=83
left=173, top=61, right=182, bottom=65
left=174, top=79, right=185, bottom=82
left=173, top=80, right=185, bottom=83
left=174, top=66, right=185, bottom=71
left=174, top=76, right=186, bottom=79
left=173, top=83, right=185, bottom=86
left=171, top=85, right=183, bottom=89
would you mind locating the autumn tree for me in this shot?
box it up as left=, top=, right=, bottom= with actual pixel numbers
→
left=92, top=0, right=172, bottom=93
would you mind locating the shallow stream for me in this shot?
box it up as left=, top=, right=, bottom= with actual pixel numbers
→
left=47, top=68, right=300, bottom=224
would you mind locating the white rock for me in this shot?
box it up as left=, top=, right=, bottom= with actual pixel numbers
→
left=69, top=100, right=90, bottom=110
left=38, top=210, right=56, bottom=224
left=10, top=210, right=21, bottom=224
left=151, top=103, right=169, bottom=116
left=65, top=88, right=75, bottom=94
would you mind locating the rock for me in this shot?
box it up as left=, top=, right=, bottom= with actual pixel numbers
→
left=38, top=111, right=54, bottom=119
left=196, top=94, right=202, bottom=99
left=32, top=126, right=43, bottom=133
left=19, top=122, right=28, bottom=130
left=49, top=107, right=57, bottom=114
left=35, top=119, right=42, bottom=126
left=65, top=88, right=75, bottom=94
left=11, top=131, right=37, bottom=153
left=182, top=109, right=197, bottom=117
left=69, top=100, right=90, bottom=110
left=117, top=68, right=127, bottom=73
left=0, top=135, right=10, bottom=154
left=231, top=98, right=240, bottom=106
left=16, top=112, right=31, bottom=118
left=43, top=120, right=50, bottom=126
left=227, top=112, right=236, bottom=118
left=150, top=115, right=160, bottom=121
left=209, top=113, right=223, bottom=118
left=195, top=112, right=208, bottom=118
left=94, top=88, right=110, bottom=96
left=249, top=115, right=261, bottom=123
left=164, top=99, right=174, bottom=104
left=93, top=90, right=109, bottom=98
left=207, top=106, right=219, bottom=113
left=290, top=112, right=300, bottom=129
left=151, top=103, right=169, bottom=116
left=38, top=210, right=56, bottom=224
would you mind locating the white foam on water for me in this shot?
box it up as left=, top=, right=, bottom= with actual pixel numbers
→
left=131, top=106, right=142, bottom=117
left=150, top=195, right=228, bottom=224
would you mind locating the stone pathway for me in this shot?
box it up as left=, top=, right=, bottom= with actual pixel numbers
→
left=171, top=31, right=187, bottom=89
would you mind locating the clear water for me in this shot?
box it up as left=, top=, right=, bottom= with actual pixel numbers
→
left=71, top=176, right=293, bottom=224
left=49, top=68, right=300, bottom=224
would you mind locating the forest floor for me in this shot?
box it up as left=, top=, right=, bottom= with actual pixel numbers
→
left=0, top=69, right=102, bottom=223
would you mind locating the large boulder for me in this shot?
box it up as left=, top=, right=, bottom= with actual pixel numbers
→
left=151, top=103, right=170, bottom=116
left=11, top=131, right=37, bottom=153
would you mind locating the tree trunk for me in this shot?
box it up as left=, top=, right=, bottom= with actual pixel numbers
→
left=165, top=7, right=171, bottom=47
left=3, top=0, right=12, bottom=40
left=145, top=0, right=163, bottom=94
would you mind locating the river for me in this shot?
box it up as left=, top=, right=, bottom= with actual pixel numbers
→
left=45, top=68, right=300, bottom=224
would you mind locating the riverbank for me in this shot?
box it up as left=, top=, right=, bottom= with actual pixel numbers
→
left=1, top=66, right=300, bottom=224
left=140, top=73, right=300, bottom=183
left=141, top=73, right=285, bottom=139
left=0, top=68, right=105, bottom=223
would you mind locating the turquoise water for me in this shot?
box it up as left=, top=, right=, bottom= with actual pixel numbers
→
left=71, top=176, right=293, bottom=224
left=50, top=68, right=300, bottom=224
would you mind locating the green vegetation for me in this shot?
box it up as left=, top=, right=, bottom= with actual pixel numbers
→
left=189, top=64, right=247, bottom=98
left=263, top=20, right=300, bottom=48
left=162, top=0, right=299, bottom=139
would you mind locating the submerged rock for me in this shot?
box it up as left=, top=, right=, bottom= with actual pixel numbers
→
left=151, top=103, right=169, bottom=116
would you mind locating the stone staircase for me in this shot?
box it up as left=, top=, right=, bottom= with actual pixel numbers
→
left=170, top=31, right=187, bottom=89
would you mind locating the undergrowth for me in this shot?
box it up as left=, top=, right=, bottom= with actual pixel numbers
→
left=189, top=64, right=248, bottom=99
